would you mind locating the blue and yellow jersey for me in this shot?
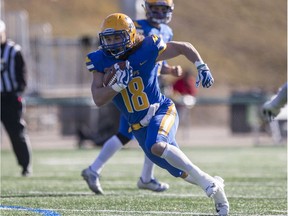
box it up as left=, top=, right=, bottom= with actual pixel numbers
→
left=133, top=19, right=173, bottom=43
left=134, top=19, right=173, bottom=74
left=86, top=35, right=173, bottom=124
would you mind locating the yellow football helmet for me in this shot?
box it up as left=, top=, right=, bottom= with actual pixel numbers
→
left=99, top=13, right=136, bottom=57
left=144, top=0, right=174, bottom=24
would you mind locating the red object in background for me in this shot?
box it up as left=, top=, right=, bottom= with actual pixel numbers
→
left=172, top=75, right=197, bottom=96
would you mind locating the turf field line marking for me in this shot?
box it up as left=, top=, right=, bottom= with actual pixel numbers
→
left=1, top=191, right=286, bottom=199
left=38, top=209, right=288, bottom=216
left=46, top=208, right=214, bottom=215
left=0, top=205, right=61, bottom=216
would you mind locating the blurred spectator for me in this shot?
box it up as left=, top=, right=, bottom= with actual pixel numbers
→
left=170, top=69, right=197, bottom=125
left=173, top=69, right=197, bottom=96
left=1, top=20, right=32, bottom=176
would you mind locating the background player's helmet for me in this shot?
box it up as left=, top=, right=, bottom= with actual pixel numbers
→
left=144, top=0, right=174, bottom=24
left=99, top=13, right=136, bottom=57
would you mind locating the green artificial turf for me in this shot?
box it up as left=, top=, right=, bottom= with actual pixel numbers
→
left=1, top=146, right=287, bottom=215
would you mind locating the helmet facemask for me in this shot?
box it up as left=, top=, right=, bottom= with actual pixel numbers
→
left=99, top=29, right=132, bottom=57
left=144, top=1, right=174, bottom=24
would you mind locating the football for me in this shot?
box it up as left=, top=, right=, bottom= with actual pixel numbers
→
left=103, top=67, right=117, bottom=87
left=103, top=61, right=127, bottom=87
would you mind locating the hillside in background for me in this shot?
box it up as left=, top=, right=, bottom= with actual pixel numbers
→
left=4, top=0, right=287, bottom=96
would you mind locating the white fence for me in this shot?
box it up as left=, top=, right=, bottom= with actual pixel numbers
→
left=3, top=11, right=98, bottom=96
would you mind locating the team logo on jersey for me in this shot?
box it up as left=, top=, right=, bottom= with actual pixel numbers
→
left=140, top=60, right=148, bottom=66
left=125, top=17, right=135, bottom=33
left=152, top=35, right=159, bottom=43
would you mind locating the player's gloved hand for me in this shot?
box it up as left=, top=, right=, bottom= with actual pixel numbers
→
left=195, top=64, right=214, bottom=88
left=262, top=100, right=281, bottom=122
left=112, top=60, right=133, bottom=92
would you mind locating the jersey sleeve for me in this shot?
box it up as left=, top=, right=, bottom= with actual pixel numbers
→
left=85, top=55, right=95, bottom=72
left=151, top=34, right=167, bottom=56
left=85, top=51, right=105, bottom=74
left=14, top=49, right=27, bottom=92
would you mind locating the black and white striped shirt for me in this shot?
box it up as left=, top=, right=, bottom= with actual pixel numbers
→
left=1, top=40, right=27, bottom=94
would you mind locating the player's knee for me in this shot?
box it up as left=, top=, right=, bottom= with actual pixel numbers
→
left=116, top=132, right=131, bottom=146
left=151, top=142, right=167, bottom=157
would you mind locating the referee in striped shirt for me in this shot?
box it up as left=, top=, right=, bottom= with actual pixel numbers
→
left=1, top=20, right=32, bottom=176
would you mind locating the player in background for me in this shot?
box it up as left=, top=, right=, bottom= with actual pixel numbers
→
left=82, top=12, right=229, bottom=216
left=171, top=69, right=197, bottom=125
left=262, top=82, right=287, bottom=121
left=82, top=0, right=182, bottom=194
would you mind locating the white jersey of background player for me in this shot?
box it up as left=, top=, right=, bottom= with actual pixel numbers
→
left=262, top=82, right=287, bottom=121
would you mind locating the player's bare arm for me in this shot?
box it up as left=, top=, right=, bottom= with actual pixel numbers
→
left=157, top=41, right=204, bottom=66
left=91, top=71, right=118, bottom=107
left=157, top=41, right=214, bottom=88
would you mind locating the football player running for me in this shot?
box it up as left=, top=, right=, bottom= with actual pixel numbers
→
left=82, top=12, right=229, bottom=216
left=82, top=0, right=182, bottom=194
